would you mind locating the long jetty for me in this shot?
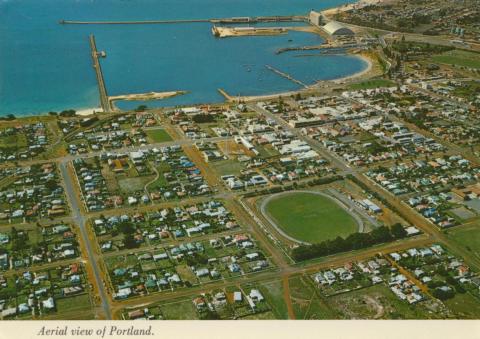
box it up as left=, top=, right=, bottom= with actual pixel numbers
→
left=89, top=34, right=110, bottom=112
left=60, top=15, right=306, bottom=25
left=265, top=65, right=308, bottom=88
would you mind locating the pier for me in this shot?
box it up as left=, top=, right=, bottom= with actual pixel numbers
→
left=89, top=34, right=111, bottom=112
left=265, top=65, right=308, bottom=88
left=217, top=88, right=234, bottom=101
left=275, top=43, right=363, bottom=54
left=61, top=19, right=210, bottom=25
left=276, top=45, right=329, bottom=54
left=60, top=15, right=306, bottom=25
left=212, top=26, right=288, bottom=38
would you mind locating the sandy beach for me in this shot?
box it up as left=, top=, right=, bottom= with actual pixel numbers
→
left=322, top=0, right=386, bottom=18
left=75, top=107, right=103, bottom=116
left=329, top=53, right=375, bottom=84
left=219, top=52, right=377, bottom=103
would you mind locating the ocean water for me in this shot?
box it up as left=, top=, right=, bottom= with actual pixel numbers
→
left=0, top=0, right=363, bottom=116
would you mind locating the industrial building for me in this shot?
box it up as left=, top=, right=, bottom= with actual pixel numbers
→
left=309, top=11, right=323, bottom=26
left=322, top=21, right=355, bottom=36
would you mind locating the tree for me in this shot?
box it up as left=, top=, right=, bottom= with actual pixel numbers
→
left=349, top=233, right=374, bottom=249
left=437, top=265, right=449, bottom=277
left=11, top=229, right=27, bottom=251
left=45, top=179, right=59, bottom=191
left=370, top=226, right=393, bottom=243
left=192, top=114, right=215, bottom=123
left=454, top=284, right=466, bottom=294
left=123, top=233, right=138, bottom=249
left=432, top=287, right=455, bottom=300
left=118, top=222, right=135, bottom=235
left=135, top=105, right=148, bottom=112
left=330, top=236, right=349, bottom=252
left=11, top=227, right=18, bottom=239
left=391, top=223, right=407, bottom=239
left=202, top=310, right=220, bottom=320
left=59, top=109, right=76, bottom=117
left=0, top=114, right=16, bottom=121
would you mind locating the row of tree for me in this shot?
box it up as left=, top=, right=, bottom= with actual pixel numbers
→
left=292, top=223, right=407, bottom=262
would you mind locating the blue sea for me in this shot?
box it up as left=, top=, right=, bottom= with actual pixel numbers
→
left=0, top=0, right=364, bottom=116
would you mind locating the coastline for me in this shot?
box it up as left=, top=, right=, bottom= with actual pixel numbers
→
left=76, top=107, right=103, bottom=116
left=219, top=52, right=377, bottom=103
left=1, top=0, right=381, bottom=119
left=328, top=53, right=374, bottom=84
left=322, top=0, right=385, bottom=18
left=5, top=53, right=375, bottom=118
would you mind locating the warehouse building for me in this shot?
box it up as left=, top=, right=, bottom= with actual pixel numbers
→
left=322, top=21, right=355, bottom=36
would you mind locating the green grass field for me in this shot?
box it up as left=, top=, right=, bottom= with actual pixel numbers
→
left=348, top=79, right=396, bottom=90
left=118, top=176, right=153, bottom=193
left=447, top=222, right=480, bottom=262
left=55, top=294, right=92, bottom=312
left=145, top=129, right=173, bottom=143
left=265, top=192, right=358, bottom=243
left=160, top=298, right=199, bottom=320
left=212, top=159, right=244, bottom=176
left=288, top=275, right=337, bottom=319
left=148, top=162, right=171, bottom=189
left=0, top=134, right=28, bottom=150
left=443, top=292, right=480, bottom=319
left=257, top=280, right=289, bottom=319
left=432, top=50, right=480, bottom=69
left=452, top=81, right=480, bottom=99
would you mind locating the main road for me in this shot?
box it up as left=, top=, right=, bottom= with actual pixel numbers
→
left=248, top=102, right=480, bottom=271
left=59, top=160, right=112, bottom=319
left=51, top=101, right=480, bottom=319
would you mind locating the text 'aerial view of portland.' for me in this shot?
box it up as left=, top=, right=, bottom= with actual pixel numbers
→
left=1, top=0, right=480, bottom=322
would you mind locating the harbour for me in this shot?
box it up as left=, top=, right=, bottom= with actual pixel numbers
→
left=0, top=0, right=368, bottom=116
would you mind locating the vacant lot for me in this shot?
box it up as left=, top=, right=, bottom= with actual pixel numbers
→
left=289, top=275, right=337, bottom=319
left=443, top=292, right=480, bottom=319
left=348, top=79, right=395, bottom=90
left=212, top=159, right=244, bottom=176
left=118, top=176, right=153, bottom=193
left=160, top=298, right=199, bottom=320
left=264, top=192, right=359, bottom=243
left=0, top=133, right=27, bottom=150
left=448, top=222, right=480, bottom=261
left=146, top=129, right=173, bottom=143
left=257, top=279, right=289, bottom=319
left=328, top=284, right=442, bottom=319
left=54, top=294, right=94, bottom=319
left=432, top=50, right=480, bottom=69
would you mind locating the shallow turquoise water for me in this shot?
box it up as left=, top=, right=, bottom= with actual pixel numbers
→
left=0, top=0, right=363, bottom=116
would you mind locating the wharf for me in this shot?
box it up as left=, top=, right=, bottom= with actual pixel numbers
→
left=265, top=65, right=308, bottom=88
left=60, top=15, right=306, bottom=25
left=89, top=34, right=111, bottom=112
